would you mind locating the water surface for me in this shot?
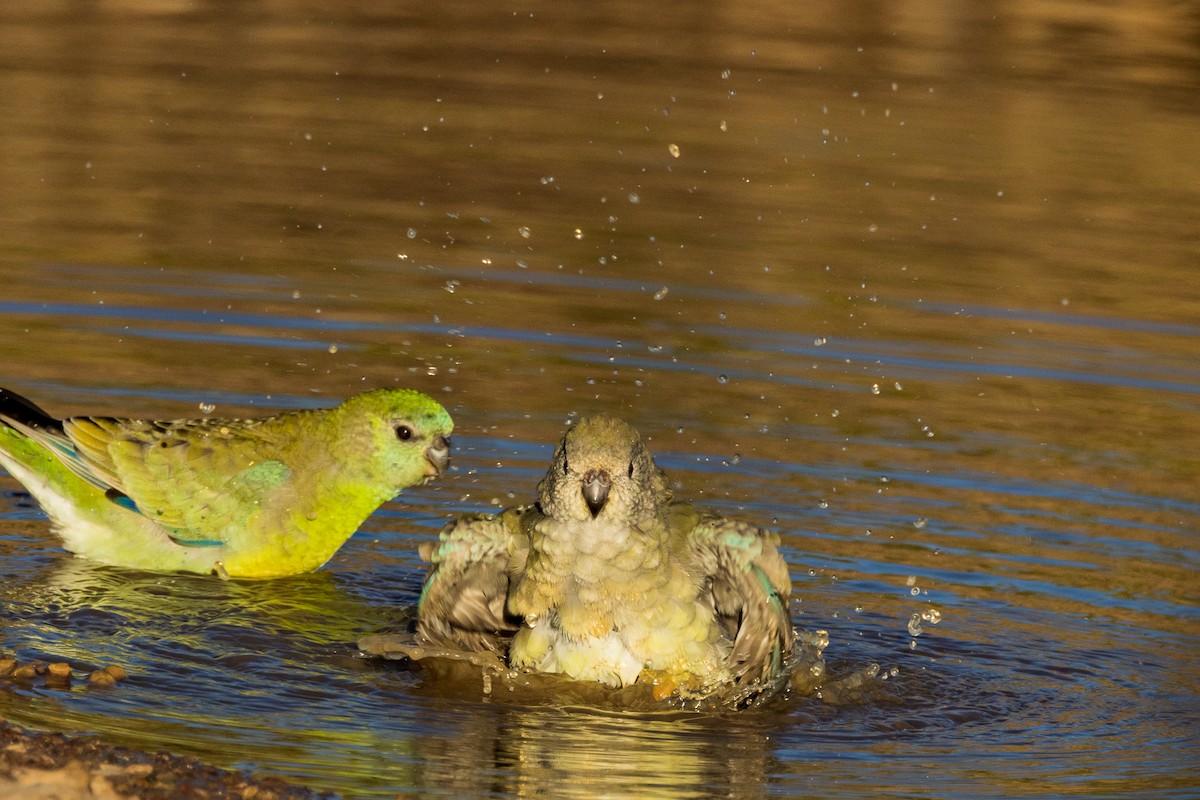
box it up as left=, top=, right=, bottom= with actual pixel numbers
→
left=1, top=2, right=1197, bottom=798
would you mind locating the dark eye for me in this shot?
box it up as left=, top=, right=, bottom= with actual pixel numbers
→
left=395, top=425, right=413, bottom=441
left=628, top=461, right=635, bottom=478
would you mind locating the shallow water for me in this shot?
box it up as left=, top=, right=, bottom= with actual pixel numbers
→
left=1, top=1, right=1198, bottom=798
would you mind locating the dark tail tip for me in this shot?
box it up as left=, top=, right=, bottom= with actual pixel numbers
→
left=0, top=387, right=63, bottom=434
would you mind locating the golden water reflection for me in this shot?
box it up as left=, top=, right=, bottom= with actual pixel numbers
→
left=0, top=0, right=1197, bottom=798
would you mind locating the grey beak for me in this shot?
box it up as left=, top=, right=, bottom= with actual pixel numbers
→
left=582, top=469, right=611, bottom=517
left=425, top=435, right=451, bottom=477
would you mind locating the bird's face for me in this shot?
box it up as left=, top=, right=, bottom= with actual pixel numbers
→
left=538, top=416, right=669, bottom=526
left=347, top=389, right=454, bottom=489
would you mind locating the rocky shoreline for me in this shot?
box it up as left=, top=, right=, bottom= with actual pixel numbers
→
left=2, top=652, right=332, bottom=798
left=0, top=716, right=334, bottom=800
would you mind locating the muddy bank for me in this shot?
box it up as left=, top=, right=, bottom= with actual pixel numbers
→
left=0, top=717, right=332, bottom=800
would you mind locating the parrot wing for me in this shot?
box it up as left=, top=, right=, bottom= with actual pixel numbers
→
left=414, top=506, right=532, bottom=654
left=677, top=503, right=795, bottom=686
left=63, top=416, right=294, bottom=546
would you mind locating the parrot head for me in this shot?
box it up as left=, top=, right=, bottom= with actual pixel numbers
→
left=537, top=415, right=670, bottom=526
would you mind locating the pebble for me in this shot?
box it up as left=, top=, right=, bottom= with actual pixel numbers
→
left=1, top=653, right=130, bottom=690
left=11, top=662, right=42, bottom=680
left=45, top=662, right=72, bottom=687
left=87, top=670, right=118, bottom=689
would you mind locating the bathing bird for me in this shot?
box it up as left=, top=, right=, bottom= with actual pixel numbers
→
left=0, top=386, right=452, bottom=578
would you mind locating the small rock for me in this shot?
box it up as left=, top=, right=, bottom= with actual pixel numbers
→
left=101, top=665, right=128, bottom=681
left=12, top=662, right=41, bottom=680
left=45, top=662, right=73, bottom=687
left=87, top=670, right=118, bottom=689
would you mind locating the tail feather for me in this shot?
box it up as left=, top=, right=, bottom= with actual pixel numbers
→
left=0, top=388, right=111, bottom=493
left=0, top=387, right=66, bottom=437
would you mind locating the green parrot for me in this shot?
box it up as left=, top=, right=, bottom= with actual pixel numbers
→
left=401, top=415, right=793, bottom=700
left=0, top=386, right=452, bottom=578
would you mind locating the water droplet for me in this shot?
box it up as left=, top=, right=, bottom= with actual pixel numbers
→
left=818, top=500, right=828, bottom=509
left=870, top=383, right=881, bottom=395
left=406, top=227, right=417, bottom=239
left=653, top=286, right=669, bottom=300
left=291, top=290, right=301, bottom=300
left=198, top=403, right=215, bottom=414
left=730, top=453, right=741, bottom=465
left=907, top=613, right=923, bottom=636
left=905, top=575, right=917, bottom=587
left=443, top=280, right=460, bottom=294
left=574, top=228, right=584, bottom=240
left=327, top=343, right=338, bottom=354
left=913, top=517, right=927, bottom=529
left=518, top=226, right=532, bottom=239
left=539, top=176, right=555, bottom=185
left=627, top=192, right=640, bottom=204
left=717, top=374, right=729, bottom=384
left=524, top=613, right=539, bottom=628
left=813, top=337, right=826, bottom=346
left=668, top=143, right=681, bottom=158
left=922, top=608, right=942, bottom=624
left=910, top=587, right=921, bottom=596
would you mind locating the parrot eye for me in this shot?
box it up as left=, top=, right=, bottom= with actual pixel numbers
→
left=395, top=424, right=414, bottom=441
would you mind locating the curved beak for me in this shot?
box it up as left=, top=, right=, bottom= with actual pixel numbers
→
left=582, top=469, right=611, bottom=518
left=424, top=435, right=451, bottom=477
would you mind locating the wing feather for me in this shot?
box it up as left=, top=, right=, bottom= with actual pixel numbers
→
left=415, top=507, right=530, bottom=654
left=62, top=416, right=293, bottom=541
left=682, top=505, right=794, bottom=686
